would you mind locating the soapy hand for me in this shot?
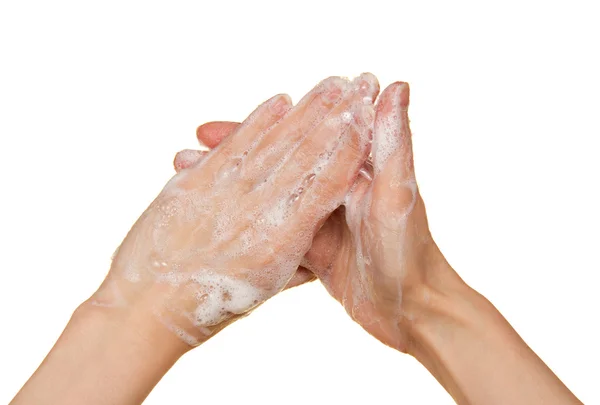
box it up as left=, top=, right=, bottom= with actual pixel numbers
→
left=92, top=74, right=378, bottom=346
left=177, top=82, right=447, bottom=352
left=313, top=82, right=448, bottom=352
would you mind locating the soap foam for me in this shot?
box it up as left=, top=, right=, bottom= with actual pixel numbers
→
left=106, top=73, right=382, bottom=346
left=191, top=271, right=263, bottom=327
left=174, top=149, right=203, bottom=172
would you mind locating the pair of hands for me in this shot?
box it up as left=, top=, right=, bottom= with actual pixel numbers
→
left=12, top=73, right=583, bottom=405
left=95, top=73, right=445, bottom=352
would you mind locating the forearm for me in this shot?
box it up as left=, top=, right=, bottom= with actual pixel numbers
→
left=405, top=265, right=582, bottom=405
left=11, top=300, right=189, bottom=405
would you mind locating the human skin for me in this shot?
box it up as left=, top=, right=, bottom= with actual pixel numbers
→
left=10, top=74, right=378, bottom=405
left=176, top=82, right=583, bottom=405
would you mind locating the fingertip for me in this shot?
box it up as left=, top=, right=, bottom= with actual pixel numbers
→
left=396, top=81, right=410, bottom=109
left=376, top=81, right=410, bottom=114
left=355, top=72, right=380, bottom=102
left=268, top=93, right=293, bottom=116
left=196, top=121, right=240, bottom=149
left=372, top=81, right=412, bottom=175
left=173, top=149, right=205, bottom=172
left=314, top=76, right=348, bottom=105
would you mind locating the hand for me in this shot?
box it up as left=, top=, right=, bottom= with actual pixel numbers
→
left=91, top=74, right=378, bottom=346
left=314, top=82, right=449, bottom=352
left=14, top=77, right=583, bottom=405
left=177, top=82, right=449, bottom=352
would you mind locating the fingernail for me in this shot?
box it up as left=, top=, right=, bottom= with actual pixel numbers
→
left=269, top=94, right=292, bottom=115
left=394, top=82, right=410, bottom=111
left=354, top=72, right=380, bottom=102
left=319, top=76, right=348, bottom=105
left=358, top=167, right=373, bottom=181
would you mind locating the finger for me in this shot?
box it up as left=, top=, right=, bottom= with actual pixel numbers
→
left=199, top=93, right=293, bottom=172
left=371, top=82, right=417, bottom=219
left=241, top=76, right=352, bottom=182
left=174, top=122, right=240, bottom=173
left=371, top=82, right=414, bottom=179
left=276, top=74, right=376, bottom=259
left=301, top=208, right=347, bottom=288
left=287, top=74, right=377, bottom=207
left=196, top=121, right=240, bottom=149
left=173, top=149, right=208, bottom=172
left=282, top=267, right=316, bottom=290
left=344, top=168, right=372, bottom=230
left=288, top=75, right=378, bottom=297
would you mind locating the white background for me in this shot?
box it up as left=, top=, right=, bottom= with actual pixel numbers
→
left=1, top=1, right=598, bottom=403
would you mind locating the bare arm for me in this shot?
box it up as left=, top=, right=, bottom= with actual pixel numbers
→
left=404, top=262, right=582, bottom=405
left=11, top=302, right=187, bottom=405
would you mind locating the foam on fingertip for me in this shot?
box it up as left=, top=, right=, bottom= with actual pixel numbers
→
left=372, top=82, right=410, bottom=175
left=355, top=72, right=380, bottom=102
left=174, top=149, right=203, bottom=172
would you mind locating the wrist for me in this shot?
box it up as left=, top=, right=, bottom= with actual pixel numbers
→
left=75, top=295, right=191, bottom=360
left=403, top=271, right=492, bottom=359
left=397, top=245, right=472, bottom=353
left=90, top=272, right=236, bottom=347
left=400, top=258, right=582, bottom=405
left=399, top=256, right=502, bottom=402
left=11, top=298, right=189, bottom=405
